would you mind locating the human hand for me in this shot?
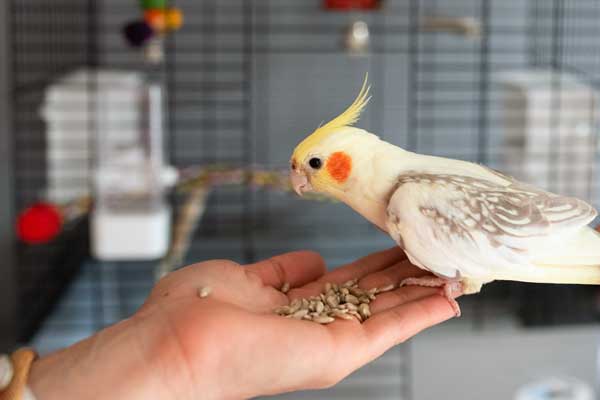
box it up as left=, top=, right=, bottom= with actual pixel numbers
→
left=28, top=248, right=456, bottom=400
left=135, top=247, right=456, bottom=399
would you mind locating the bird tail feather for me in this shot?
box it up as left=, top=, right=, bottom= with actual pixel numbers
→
left=494, top=226, right=600, bottom=285
left=495, top=263, right=600, bottom=285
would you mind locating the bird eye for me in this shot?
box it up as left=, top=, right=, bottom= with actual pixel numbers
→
left=309, top=157, right=322, bottom=170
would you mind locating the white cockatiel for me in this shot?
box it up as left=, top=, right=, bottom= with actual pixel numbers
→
left=289, top=78, right=600, bottom=315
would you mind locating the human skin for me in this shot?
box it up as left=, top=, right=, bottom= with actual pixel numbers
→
left=27, top=247, right=456, bottom=400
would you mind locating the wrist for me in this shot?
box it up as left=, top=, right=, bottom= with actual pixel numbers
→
left=28, top=316, right=170, bottom=400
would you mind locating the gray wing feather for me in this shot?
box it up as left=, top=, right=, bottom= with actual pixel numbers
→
left=385, top=171, right=597, bottom=281
left=482, top=167, right=596, bottom=228
left=393, top=172, right=596, bottom=248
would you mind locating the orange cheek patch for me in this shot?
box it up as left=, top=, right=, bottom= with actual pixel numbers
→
left=326, top=151, right=352, bottom=183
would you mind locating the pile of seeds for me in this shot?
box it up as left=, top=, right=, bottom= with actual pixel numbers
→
left=274, top=279, right=395, bottom=324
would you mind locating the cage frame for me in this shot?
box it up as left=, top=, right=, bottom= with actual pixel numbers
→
left=0, top=0, right=18, bottom=350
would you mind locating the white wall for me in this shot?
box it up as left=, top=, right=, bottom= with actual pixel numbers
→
left=413, top=326, right=600, bottom=400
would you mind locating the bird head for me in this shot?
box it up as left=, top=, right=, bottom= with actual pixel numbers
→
left=290, top=76, right=374, bottom=199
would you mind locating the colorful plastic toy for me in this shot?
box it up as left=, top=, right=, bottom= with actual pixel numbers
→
left=166, top=8, right=183, bottom=31
left=16, top=202, right=63, bottom=244
left=123, top=20, right=154, bottom=48
left=123, top=2, right=183, bottom=49
left=144, top=9, right=167, bottom=31
left=139, top=0, right=167, bottom=9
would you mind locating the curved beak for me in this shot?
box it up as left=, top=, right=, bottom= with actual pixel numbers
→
left=290, top=168, right=312, bottom=196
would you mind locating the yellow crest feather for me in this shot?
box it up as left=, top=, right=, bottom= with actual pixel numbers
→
left=293, top=74, right=371, bottom=161
left=315, top=74, right=371, bottom=135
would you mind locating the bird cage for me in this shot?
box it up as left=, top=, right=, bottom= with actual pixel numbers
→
left=2, top=0, right=600, bottom=399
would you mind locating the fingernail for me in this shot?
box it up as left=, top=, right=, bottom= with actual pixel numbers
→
left=0, top=354, right=13, bottom=389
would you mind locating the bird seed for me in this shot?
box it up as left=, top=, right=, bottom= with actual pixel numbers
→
left=273, top=280, right=396, bottom=324
left=198, top=286, right=212, bottom=298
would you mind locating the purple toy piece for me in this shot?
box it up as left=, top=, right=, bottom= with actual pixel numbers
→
left=123, top=20, right=154, bottom=47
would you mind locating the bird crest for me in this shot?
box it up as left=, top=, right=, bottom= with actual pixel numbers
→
left=293, top=74, right=371, bottom=161
left=314, top=73, right=371, bottom=136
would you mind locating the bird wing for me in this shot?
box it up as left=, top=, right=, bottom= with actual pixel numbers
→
left=385, top=172, right=597, bottom=281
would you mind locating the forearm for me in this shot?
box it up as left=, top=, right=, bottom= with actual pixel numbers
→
left=28, top=317, right=171, bottom=400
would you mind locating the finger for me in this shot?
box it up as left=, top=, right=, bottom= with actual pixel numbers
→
left=245, top=251, right=326, bottom=289
left=362, top=295, right=455, bottom=357
left=289, top=247, right=406, bottom=299
left=358, top=259, right=430, bottom=291
left=369, top=286, right=439, bottom=313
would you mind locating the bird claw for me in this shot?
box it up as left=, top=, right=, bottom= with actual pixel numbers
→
left=400, top=277, right=463, bottom=317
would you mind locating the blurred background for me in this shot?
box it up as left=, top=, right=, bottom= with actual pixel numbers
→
left=1, top=0, right=600, bottom=399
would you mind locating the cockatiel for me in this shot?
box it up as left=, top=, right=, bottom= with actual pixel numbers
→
left=289, top=77, right=600, bottom=316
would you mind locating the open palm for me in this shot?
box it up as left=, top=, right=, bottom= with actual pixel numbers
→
left=136, top=248, right=456, bottom=400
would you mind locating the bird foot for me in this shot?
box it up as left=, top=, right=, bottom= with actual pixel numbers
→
left=400, top=277, right=463, bottom=317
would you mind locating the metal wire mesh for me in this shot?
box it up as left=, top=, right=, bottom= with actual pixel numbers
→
left=5, top=0, right=600, bottom=398
left=10, top=0, right=96, bottom=342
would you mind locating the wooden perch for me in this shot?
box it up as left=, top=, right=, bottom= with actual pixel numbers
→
left=421, top=16, right=481, bottom=38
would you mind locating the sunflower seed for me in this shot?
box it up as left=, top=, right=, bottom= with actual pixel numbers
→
left=342, top=280, right=355, bottom=288
left=342, top=313, right=357, bottom=321
left=325, top=283, right=332, bottom=292
left=274, top=306, right=290, bottom=315
left=280, top=282, right=290, bottom=293
left=333, top=311, right=355, bottom=320
left=301, top=298, right=309, bottom=309
left=359, top=303, right=371, bottom=319
left=350, top=287, right=364, bottom=297
left=315, top=301, right=325, bottom=314
left=348, top=310, right=363, bottom=322
left=330, top=309, right=350, bottom=318
left=340, top=287, right=350, bottom=295
left=345, top=294, right=360, bottom=305
left=292, top=309, right=309, bottom=319
left=326, top=295, right=339, bottom=308
left=358, top=296, right=370, bottom=304
left=313, top=316, right=335, bottom=324
left=344, top=303, right=358, bottom=311
left=198, top=286, right=212, bottom=298
left=332, top=308, right=347, bottom=314
left=289, top=299, right=302, bottom=313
